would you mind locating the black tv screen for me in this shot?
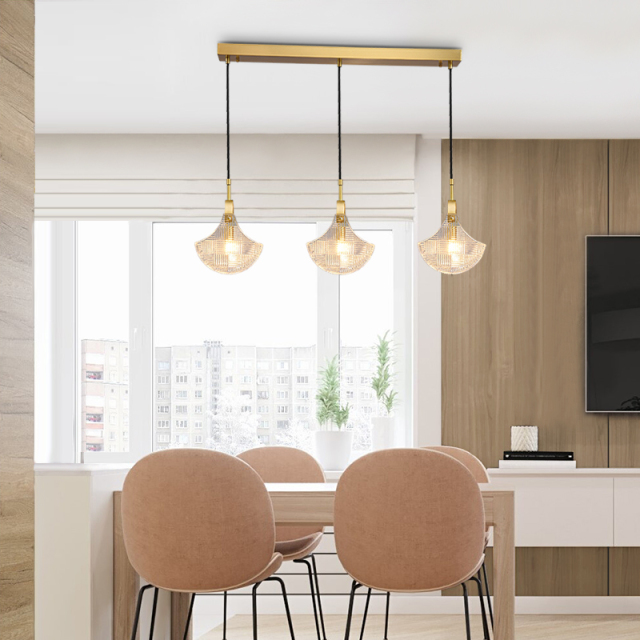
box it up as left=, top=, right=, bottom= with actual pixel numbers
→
left=586, top=236, right=640, bottom=412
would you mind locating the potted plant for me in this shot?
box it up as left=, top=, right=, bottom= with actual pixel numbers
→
left=314, top=356, right=353, bottom=470
left=370, top=331, right=398, bottom=450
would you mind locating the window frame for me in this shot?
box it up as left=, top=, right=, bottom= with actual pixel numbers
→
left=41, top=219, right=412, bottom=462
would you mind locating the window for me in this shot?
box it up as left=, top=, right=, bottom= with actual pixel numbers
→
left=35, top=219, right=411, bottom=462
left=240, top=390, right=253, bottom=399
left=361, top=390, right=374, bottom=400
left=346, top=391, right=354, bottom=400
left=157, top=434, right=170, bottom=443
left=194, top=435, right=203, bottom=444
left=194, top=420, right=202, bottom=429
left=259, top=420, right=269, bottom=429
left=277, top=420, right=288, bottom=429
left=109, top=431, right=116, bottom=441
left=175, top=420, right=188, bottom=429
left=77, top=222, right=129, bottom=454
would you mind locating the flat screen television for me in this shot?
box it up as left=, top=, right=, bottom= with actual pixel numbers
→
left=586, top=236, right=640, bottom=412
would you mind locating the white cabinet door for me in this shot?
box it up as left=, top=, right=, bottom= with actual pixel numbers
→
left=488, top=476, right=614, bottom=547
left=614, top=477, right=640, bottom=547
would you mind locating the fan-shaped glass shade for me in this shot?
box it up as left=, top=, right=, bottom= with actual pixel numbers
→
left=307, top=213, right=375, bottom=275
left=418, top=219, right=485, bottom=275
left=195, top=213, right=263, bottom=274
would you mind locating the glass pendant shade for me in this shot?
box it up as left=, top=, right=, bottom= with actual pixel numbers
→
left=195, top=205, right=263, bottom=275
left=307, top=204, right=374, bottom=275
left=418, top=217, right=485, bottom=275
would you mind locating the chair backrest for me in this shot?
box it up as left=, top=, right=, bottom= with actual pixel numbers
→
left=237, top=446, right=325, bottom=541
left=122, top=449, right=276, bottom=593
left=334, top=448, right=485, bottom=592
left=424, top=446, right=490, bottom=484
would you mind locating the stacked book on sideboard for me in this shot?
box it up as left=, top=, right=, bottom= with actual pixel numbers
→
left=498, top=451, right=576, bottom=469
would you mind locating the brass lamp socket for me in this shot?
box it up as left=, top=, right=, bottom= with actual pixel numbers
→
left=447, top=198, right=457, bottom=223
left=224, top=198, right=234, bottom=223
left=336, top=199, right=346, bottom=224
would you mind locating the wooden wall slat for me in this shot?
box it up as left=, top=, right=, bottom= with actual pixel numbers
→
left=609, top=548, right=640, bottom=595
left=444, top=548, right=608, bottom=596
left=442, top=140, right=609, bottom=470
left=0, top=2, right=35, bottom=639
left=607, top=141, right=640, bottom=467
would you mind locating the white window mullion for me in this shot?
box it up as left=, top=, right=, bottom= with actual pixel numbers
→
left=316, top=222, right=340, bottom=370
left=128, top=221, right=153, bottom=460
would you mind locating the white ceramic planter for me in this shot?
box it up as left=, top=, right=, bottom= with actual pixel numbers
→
left=371, top=416, right=395, bottom=450
left=314, top=430, right=353, bottom=471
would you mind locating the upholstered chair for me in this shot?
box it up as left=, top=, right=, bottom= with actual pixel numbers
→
left=334, top=448, right=490, bottom=640
left=238, top=446, right=328, bottom=640
left=426, top=445, right=493, bottom=629
left=121, top=449, right=295, bottom=640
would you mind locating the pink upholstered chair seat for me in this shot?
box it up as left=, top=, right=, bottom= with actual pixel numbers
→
left=275, top=532, right=323, bottom=561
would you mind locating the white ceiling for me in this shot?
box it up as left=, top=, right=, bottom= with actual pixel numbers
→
left=36, top=0, right=640, bottom=137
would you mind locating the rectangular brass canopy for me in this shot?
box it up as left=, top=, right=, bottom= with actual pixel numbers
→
left=217, top=43, right=461, bottom=67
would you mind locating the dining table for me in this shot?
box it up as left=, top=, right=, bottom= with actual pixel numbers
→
left=113, top=482, right=515, bottom=640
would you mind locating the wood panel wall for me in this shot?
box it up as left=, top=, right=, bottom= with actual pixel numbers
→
left=0, top=2, right=35, bottom=638
left=442, top=140, right=609, bottom=469
left=607, top=141, right=640, bottom=467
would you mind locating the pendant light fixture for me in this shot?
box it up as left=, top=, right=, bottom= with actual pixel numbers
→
left=195, top=56, right=263, bottom=274
left=418, top=62, right=485, bottom=274
left=307, top=60, right=374, bottom=275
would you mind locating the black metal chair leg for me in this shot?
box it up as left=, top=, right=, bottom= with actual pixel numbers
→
left=344, top=581, right=361, bottom=640
left=311, top=555, right=328, bottom=640
left=148, top=587, right=160, bottom=640
left=469, top=576, right=491, bottom=640
left=252, top=583, right=260, bottom=640
left=222, top=591, right=228, bottom=640
left=482, top=561, right=494, bottom=630
left=383, top=591, right=390, bottom=640
left=461, top=582, right=472, bottom=640
left=358, top=588, right=372, bottom=640
left=130, top=585, right=154, bottom=640
left=261, top=577, right=295, bottom=640
left=182, top=593, right=196, bottom=640
left=294, top=558, right=321, bottom=640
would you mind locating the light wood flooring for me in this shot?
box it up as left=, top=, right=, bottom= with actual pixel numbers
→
left=200, top=614, right=640, bottom=640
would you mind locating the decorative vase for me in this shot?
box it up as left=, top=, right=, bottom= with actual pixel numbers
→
left=511, top=425, right=538, bottom=452
left=314, top=429, right=353, bottom=471
left=371, top=416, right=395, bottom=450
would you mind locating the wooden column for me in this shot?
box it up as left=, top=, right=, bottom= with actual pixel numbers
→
left=0, top=1, right=35, bottom=638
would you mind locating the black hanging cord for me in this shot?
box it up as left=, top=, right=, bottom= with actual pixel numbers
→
left=226, top=58, right=230, bottom=181
left=449, top=64, right=453, bottom=181
left=338, top=62, right=342, bottom=181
